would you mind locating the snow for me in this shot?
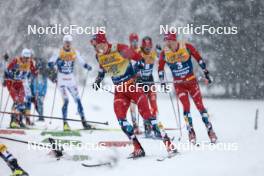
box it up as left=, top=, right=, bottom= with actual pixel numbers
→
left=0, top=84, right=264, bottom=176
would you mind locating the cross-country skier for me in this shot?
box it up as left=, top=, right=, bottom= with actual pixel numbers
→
left=158, top=32, right=217, bottom=144
left=4, top=49, right=37, bottom=128
left=0, top=144, right=28, bottom=176
left=30, top=60, right=48, bottom=121
left=48, top=35, right=93, bottom=131
left=92, top=32, right=176, bottom=158
left=134, top=36, right=161, bottom=137
left=128, top=33, right=141, bottom=134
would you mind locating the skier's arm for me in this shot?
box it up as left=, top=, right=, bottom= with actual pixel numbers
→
left=186, top=43, right=207, bottom=71
left=117, top=44, right=142, bottom=61
left=48, top=52, right=59, bottom=69
left=30, top=59, right=38, bottom=76
left=158, top=51, right=166, bottom=82
left=186, top=43, right=212, bottom=83
left=92, top=55, right=105, bottom=91
left=76, top=51, right=92, bottom=71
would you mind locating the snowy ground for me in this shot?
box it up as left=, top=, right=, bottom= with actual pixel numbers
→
left=0, top=83, right=264, bottom=176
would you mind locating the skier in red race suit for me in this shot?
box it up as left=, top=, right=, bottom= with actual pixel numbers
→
left=4, top=49, right=37, bottom=128
left=128, top=33, right=141, bottom=134
left=92, top=32, right=177, bottom=158
left=158, top=32, right=217, bottom=144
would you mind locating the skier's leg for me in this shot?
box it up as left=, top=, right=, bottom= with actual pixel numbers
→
left=59, top=85, right=70, bottom=131
left=147, top=86, right=158, bottom=117
left=114, top=90, right=145, bottom=157
left=189, top=79, right=217, bottom=143
left=0, top=144, right=28, bottom=175
left=67, top=85, right=91, bottom=129
left=129, top=85, right=176, bottom=152
left=175, top=83, right=196, bottom=143
left=23, top=81, right=32, bottom=125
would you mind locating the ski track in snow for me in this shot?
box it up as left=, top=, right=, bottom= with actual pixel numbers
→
left=0, top=84, right=264, bottom=176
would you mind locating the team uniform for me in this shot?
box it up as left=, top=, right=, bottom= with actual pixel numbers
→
left=93, top=33, right=176, bottom=158
left=5, top=55, right=37, bottom=128
left=158, top=38, right=217, bottom=143
left=0, top=144, right=28, bottom=176
left=48, top=46, right=92, bottom=130
left=30, top=73, right=48, bottom=121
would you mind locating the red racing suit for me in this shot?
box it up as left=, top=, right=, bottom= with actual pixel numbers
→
left=95, top=43, right=153, bottom=120
left=5, top=57, right=37, bottom=109
left=158, top=42, right=207, bottom=113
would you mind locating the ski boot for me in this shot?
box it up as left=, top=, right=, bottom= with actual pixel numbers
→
left=82, top=120, right=92, bottom=130
left=63, top=122, right=71, bottom=131
left=188, top=128, right=196, bottom=144
left=206, top=123, right=217, bottom=143
left=143, top=120, right=152, bottom=138
left=10, top=118, right=20, bottom=129
left=132, top=121, right=142, bottom=135
left=9, top=159, right=28, bottom=176
left=11, top=169, right=29, bottom=176
left=129, top=138, right=145, bottom=159
left=163, top=133, right=178, bottom=156
left=37, top=117, right=45, bottom=122
left=158, top=121, right=165, bottom=131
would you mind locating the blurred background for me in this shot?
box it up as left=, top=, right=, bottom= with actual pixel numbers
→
left=0, top=0, right=263, bottom=99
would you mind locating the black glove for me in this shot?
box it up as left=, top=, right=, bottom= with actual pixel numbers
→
left=92, top=79, right=101, bottom=91
left=161, top=82, right=169, bottom=93
left=2, top=80, right=6, bottom=87
left=156, top=44, right=162, bottom=52
left=3, top=53, right=9, bottom=61
left=204, top=70, right=212, bottom=84
left=84, top=63, right=92, bottom=71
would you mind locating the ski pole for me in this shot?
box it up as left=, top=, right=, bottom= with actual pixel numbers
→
left=0, top=136, right=63, bottom=159
left=49, top=82, right=58, bottom=124
left=164, top=73, right=182, bottom=141
left=80, top=70, right=90, bottom=101
left=0, top=111, right=109, bottom=125
left=0, top=94, right=10, bottom=128
left=0, top=84, right=3, bottom=111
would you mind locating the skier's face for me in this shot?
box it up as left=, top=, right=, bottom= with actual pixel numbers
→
left=130, top=40, right=138, bottom=49
left=165, top=40, right=178, bottom=51
left=142, top=46, right=152, bottom=54
left=21, top=57, right=30, bottom=63
left=96, top=43, right=108, bottom=54
left=63, top=41, right=71, bottom=51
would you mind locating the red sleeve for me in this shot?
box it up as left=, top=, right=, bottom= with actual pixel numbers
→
left=186, top=43, right=202, bottom=62
left=158, top=50, right=166, bottom=72
left=7, top=58, right=18, bottom=70
left=30, top=60, right=38, bottom=76
left=117, top=44, right=142, bottom=61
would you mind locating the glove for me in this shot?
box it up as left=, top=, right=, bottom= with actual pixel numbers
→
left=48, top=62, right=55, bottom=69
left=3, top=53, right=9, bottom=61
left=2, top=80, right=6, bottom=87
left=161, top=82, right=169, bottom=93
left=92, top=79, right=101, bottom=91
left=156, top=44, right=162, bottom=52
left=84, top=64, right=92, bottom=71
left=204, top=70, right=212, bottom=84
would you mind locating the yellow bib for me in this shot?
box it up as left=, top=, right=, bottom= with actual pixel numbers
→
left=97, top=45, right=130, bottom=77
left=17, top=58, right=31, bottom=71
left=59, top=48, right=77, bottom=61
left=141, top=50, right=157, bottom=64
left=164, top=41, right=190, bottom=64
